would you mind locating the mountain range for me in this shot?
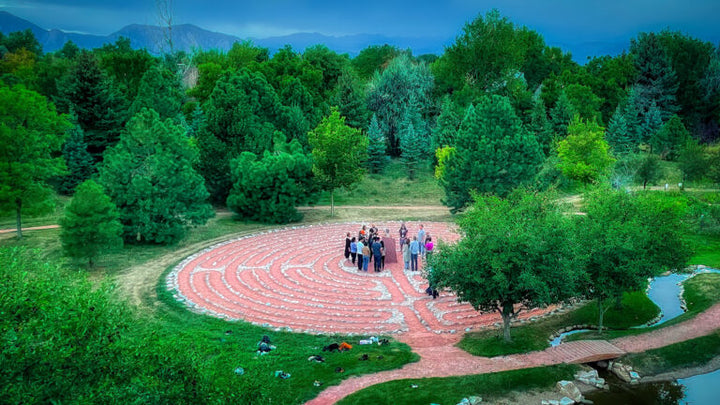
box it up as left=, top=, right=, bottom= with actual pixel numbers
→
left=0, top=10, right=625, bottom=61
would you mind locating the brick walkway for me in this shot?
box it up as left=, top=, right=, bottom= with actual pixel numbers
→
left=165, top=222, right=720, bottom=405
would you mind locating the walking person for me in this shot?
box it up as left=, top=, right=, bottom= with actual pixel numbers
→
left=402, top=238, right=411, bottom=270
left=350, top=237, right=357, bottom=264
left=417, top=224, right=426, bottom=257
left=410, top=236, right=420, bottom=271
left=356, top=238, right=365, bottom=271
left=398, top=222, right=408, bottom=248
left=344, top=232, right=351, bottom=261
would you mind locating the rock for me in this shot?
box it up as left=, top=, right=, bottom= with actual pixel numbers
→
left=559, top=397, right=575, bottom=405
left=467, top=396, right=482, bottom=405
left=610, top=362, right=633, bottom=383
left=556, top=380, right=583, bottom=402
left=596, top=360, right=608, bottom=369
left=579, top=399, right=594, bottom=404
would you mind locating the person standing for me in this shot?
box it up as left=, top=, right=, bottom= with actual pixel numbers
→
left=356, top=238, right=365, bottom=271
left=417, top=224, right=426, bottom=257
left=344, top=232, right=351, bottom=261
left=424, top=236, right=434, bottom=264
left=362, top=241, right=371, bottom=272
left=398, top=222, right=408, bottom=248
left=350, top=237, right=357, bottom=264
left=409, top=236, right=420, bottom=271
left=402, top=238, right=411, bottom=270
left=371, top=237, right=383, bottom=272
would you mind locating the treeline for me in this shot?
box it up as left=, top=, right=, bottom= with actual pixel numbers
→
left=2, top=10, right=720, bottom=247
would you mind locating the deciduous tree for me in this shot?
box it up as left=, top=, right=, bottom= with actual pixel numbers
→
left=557, top=117, right=615, bottom=185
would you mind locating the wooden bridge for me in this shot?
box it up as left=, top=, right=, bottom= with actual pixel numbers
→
left=549, top=339, right=626, bottom=364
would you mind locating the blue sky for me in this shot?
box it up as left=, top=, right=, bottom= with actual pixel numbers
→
left=2, top=0, right=719, bottom=46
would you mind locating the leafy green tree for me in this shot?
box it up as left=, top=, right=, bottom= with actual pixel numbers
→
left=96, top=38, right=155, bottom=102
left=331, top=67, right=369, bottom=130
left=677, top=138, right=707, bottom=183
left=700, top=46, right=720, bottom=142
left=58, top=122, right=95, bottom=195
left=129, top=64, right=183, bottom=121
left=557, top=117, right=615, bottom=184
left=227, top=134, right=316, bottom=223
left=0, top=29, right=42, bottom=56
left=651, top=115, right=690, bottom=159
left=367, top=54, right=433, bottom=156
left=308, top=108, right=368, bottom=216
left=432, top=95, right=461, bottom=149
left=60, top=179, right=122, bottom=266
left=187, top=62, right=224, bottom=104
left=634, top=153, right=663, bottom=189
left=56, top=51, right=128, bottom=161
left=577, top=189, right=691, bottom=331
left=0, top=84, right=70, bottom=238
left=303, top=44, right=350, bottom=99
left=564, top=83, right=603, bottom=122
left=429, top=189, right=578, bottom=342
left=351, top=44, right=402, bottom=79
left=99, top=108, right=213, bottom=244
left=366, top=114, right=387, bottom=173
left=441, top=96, right=543, bottom=211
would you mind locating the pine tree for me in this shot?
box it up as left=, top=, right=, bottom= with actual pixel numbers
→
left=528, top=97, right=554, bottom=156
left=128, top=64, right=183, bottom=121
left=606, top=105, right=635, bottom=155
left=550, top=91, right=576, bottom=138
left=442, top=96, right=543, bottom=211
left=60, top=179, right=123, bottom=266
left=56, top=51, right=128, bottom=161
left=99, top=108, right=213, bottom=244
left=59, top=123, right=95, bottom=195
left=366, top=114, right=387, bottom=173
left=651, top=115, right=690, bottom=160
left=631, top=32, right=680, bottom=121
left=398, top=95, right=429, bottom=179
left=641, top=101, right=664, bottom=144
left=431, top=96, right=460, bottom=150
left=332, top=68, right=369, bottom=130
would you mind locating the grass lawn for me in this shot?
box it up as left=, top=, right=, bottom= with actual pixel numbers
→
left=314, top=159, right=445, bottom=206
left=337, top=364, right=579, bottom=405
left=458, top=291, right=659, bottom=357
left=621, top=331, right=720, bottom=376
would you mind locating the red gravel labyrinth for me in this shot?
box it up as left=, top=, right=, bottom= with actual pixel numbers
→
left=166, top=221, right=550, bottom=335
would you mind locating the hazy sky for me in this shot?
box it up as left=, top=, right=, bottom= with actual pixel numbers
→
left=2, top=0, right=720, bottom=45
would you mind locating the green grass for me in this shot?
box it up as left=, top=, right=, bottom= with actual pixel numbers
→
left=337, top=364, right=579, bottom=405
left=687, top=233, right=720, bottom=268
left=0, top=194, right=69, bottom=230
left=314, top=160, right=445, bottom=206
left=622, top=331, right=720, bottom=376
left=458, top=291, right=659, bottom=357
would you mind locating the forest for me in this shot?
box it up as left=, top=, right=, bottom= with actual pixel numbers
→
left=2, top=9, right=720, bottom=246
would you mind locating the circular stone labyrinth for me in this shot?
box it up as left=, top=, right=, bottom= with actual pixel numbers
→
left=167, top=221, right=550, bottom=336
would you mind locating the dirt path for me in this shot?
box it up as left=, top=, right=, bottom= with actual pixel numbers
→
left=0, top=224, right=60, bottom=234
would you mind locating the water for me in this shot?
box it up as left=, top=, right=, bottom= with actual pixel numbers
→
left=585, top=368, right=720, bottom=405
left=550, top=268, right=720, bottom=346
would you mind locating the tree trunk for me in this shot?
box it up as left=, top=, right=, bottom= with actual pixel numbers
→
left=501, top=303, right=514, bottom=343
left=330, top=190, right=334, bottom=217
left=15, top=197, right=22, bottom=239
left=614, top=294, right=623, bottom=310
left=597, top=299, right=605, bottom=334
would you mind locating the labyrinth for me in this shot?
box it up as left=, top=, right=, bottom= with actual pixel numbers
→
left=167, top=222, right=550, bottom=335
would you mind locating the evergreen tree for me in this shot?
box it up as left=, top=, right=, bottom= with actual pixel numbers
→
left=59, top=123, right=95, bottom=194
left=651, top=115, right=690, bottom=160
left=700, top=47, right=720, bottom=141
left=677, top=138, right=706, bottom=182
left=641, top=101, right=663, bottom=144
left=56, top=51, right=128, bottom=161
left=630, top=32, right=680, bottom=121
left=399, top=121, right=426, bottom=180
left=635, top=153, right=663, bottom=189
left=99, top=108, right=213, bottom=244
left=331, top=67, right=369, bottom=129
left=128, top=64, right=183, bottom=121
left=186, top=104, right=205, bottom=138
left=431, top=96, right=461, bottom=149
left=528, top=97, right=554, bottom=156
left=442, top=96, right=543, bottom=212
left=605, top=105, right=634, bottom=155
left=60, top=179, right=123, bottom=266
left=227, top=134, right=316, bottom=224
left=366, top=54, right=433, bottom=156
left=550, top=91, right=576, bottom=138
left=366, top=114, right=387, bottom=173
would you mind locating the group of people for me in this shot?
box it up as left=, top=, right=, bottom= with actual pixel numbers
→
left=343, top=223, right=434, bottom=273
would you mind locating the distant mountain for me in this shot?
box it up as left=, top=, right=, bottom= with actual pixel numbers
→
left=1, top=10, right=636, bottom=62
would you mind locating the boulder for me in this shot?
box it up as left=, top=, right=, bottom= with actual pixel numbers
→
left=556, top=380, right=583, bottom=403
left=559, top=397, right=575, bottom=405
